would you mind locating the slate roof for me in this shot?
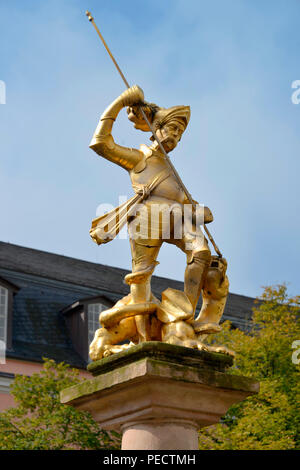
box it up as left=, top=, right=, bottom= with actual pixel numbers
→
left=0, top=241, right=255, bottom=368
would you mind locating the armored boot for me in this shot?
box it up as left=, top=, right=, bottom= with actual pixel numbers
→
left=193, top=256, right=229, bottom=335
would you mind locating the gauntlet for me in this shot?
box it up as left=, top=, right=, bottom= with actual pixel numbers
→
left=119, top=85, right=144, bottom=107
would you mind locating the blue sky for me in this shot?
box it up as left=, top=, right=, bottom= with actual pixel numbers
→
left=0, top=0, right=299, bottom=298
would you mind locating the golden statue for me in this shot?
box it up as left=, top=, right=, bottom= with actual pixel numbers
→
left=85, top=11, right=233, bottom=360
left=88, top=86, right=233, bottom=360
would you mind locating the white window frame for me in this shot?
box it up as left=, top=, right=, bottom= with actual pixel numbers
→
left=87, top=302, right=106, bottom=347
left=0, top=373, right=14, bottom=394
left=0, top=286, right=8, bottom=362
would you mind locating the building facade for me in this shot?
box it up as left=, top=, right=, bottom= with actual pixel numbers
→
left=0, top=241, right=255, bottom=410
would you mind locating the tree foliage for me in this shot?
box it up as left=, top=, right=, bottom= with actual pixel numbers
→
left=0, top=359, right=121, bottom=450
left=199, top=284, right=300, bottom=450
left=0, top=285, right=299, bottom=450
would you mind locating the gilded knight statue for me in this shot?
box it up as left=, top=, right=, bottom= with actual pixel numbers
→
left=88, top=85, right=233, bottom=360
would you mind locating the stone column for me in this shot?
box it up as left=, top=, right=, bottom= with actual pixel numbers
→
left=60, top=342, right=259, bottom=450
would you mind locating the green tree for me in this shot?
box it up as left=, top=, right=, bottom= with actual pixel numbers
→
left=0, top=359, right=121, bottom=450
left=199, top=284, right=300, bottom=450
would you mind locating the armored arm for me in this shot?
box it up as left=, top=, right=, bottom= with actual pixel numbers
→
left=89, top=86, right=145, bottom=171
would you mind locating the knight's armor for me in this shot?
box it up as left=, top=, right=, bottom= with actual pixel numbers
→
left=88, top=85, right=232, bottom=360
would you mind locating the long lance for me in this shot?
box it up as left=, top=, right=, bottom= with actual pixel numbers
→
left=86, top=11, right=222, bottom=258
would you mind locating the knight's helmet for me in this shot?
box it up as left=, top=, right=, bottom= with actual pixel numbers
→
left=127, top=102, right=190, bottom=139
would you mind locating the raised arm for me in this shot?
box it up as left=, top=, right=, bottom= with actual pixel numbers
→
left=89, top=85, right=145, bottom=171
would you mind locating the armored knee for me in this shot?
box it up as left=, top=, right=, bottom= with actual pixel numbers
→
left=132, top=253, right=158, bottom=273
left=188, top=248, right=211, bottom=267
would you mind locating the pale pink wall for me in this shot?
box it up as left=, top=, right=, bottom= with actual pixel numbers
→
left=0, top=358, right=44, bottom=376
left=0, top=359, right=91, bottom=411
left=0, top=392, right=15, bottom=409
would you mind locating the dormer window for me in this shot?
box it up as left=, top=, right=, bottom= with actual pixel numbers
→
left=62, top=295, right=112, bottom=363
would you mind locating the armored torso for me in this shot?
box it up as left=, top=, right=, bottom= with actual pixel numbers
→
left=130, top=145, right=186, bottom=206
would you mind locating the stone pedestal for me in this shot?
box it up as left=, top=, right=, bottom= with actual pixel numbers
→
left=60, top=342, right=259, bottom=450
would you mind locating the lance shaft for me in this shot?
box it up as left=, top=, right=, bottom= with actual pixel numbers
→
left=86, top=11, right=222, bottom=258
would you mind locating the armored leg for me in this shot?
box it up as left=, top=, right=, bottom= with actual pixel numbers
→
left=171, top=227, right=211, bottom=314
left=184, top=249, right=211, bottom=312
left=129, top=237, right=162, bottom=275
left=194, top=256, right=229, bottom=334
left=126, top=238, right=162, bottom=342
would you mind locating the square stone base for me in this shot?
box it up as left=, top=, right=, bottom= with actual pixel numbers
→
left=60, top=342, right=259, bottom=449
